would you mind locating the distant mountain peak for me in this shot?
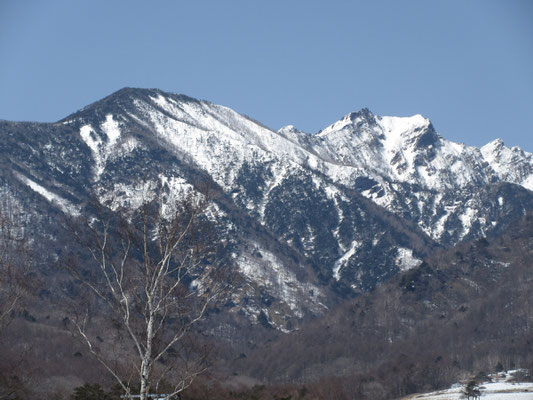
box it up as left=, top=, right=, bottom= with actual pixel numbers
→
left=277, top=124, right=307, bottom=135
left=346, top=108, right=374, bottom=122
left=483, top=138, right=505, bottom=150
left=59, top=87, right=204, bottom=124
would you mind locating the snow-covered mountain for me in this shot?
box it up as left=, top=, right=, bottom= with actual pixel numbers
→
left=279, top=109, right=533, bottom=243
left=2, top=87, right=533, bottom=330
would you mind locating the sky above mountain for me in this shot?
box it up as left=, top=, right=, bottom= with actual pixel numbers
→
left=1, top=0, right=532, bottom=151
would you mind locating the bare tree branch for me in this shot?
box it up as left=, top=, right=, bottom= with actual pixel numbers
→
left=62, top=187, right=230, bottom=400
left=0, top=208, right=34, bottom=399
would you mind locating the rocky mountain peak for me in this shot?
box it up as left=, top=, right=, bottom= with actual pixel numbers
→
left=481, top=138, right=505, bottom=157
left=277, top=124, right=306, bottom=135
left=346, top=108, right=374, bottom=122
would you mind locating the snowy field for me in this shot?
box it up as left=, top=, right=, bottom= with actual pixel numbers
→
left=402, top=371, right=533, bottom=399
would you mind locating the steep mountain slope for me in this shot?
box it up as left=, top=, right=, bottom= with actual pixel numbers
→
left=1, top=88, right=533, bottom=329
left=280, top=109, right=533, bottom=243
left=230, top=213, right=533, bottom=399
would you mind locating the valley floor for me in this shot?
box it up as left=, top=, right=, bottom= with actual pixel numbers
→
left=402, top=371, right=533, bottom=400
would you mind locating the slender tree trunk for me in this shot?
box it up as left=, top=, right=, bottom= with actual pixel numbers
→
left=140, top=313, right=155, bottom=400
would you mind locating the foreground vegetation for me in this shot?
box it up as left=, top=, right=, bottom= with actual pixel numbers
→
left=1, top=207, right=533, bottom=399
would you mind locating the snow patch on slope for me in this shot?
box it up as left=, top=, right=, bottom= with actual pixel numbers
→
left=458, top=206, right=477, bottom=240
left=79, top=115, right=124, bottom=179
left=333, top=240, right=360, bottom=280
left=101, top=114, right=121, bottom=145
left=236, top=245, right=325, bottom=319
left=98, top=181, right=157, bottom=210
left=79, top=125, right=101, bottom=154
left=80, top=124, right=105, bottom=177
left=395, top=247, right=422, bottom=271
left=15, top=173, right=79, bottom=216
left=378, top=114, right=432, bottom=171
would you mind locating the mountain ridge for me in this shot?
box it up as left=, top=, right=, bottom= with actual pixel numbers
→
left=1, top=87, right=533, bottom=330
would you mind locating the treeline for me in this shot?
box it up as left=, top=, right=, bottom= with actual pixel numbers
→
left=45, top=381, right=314, bottom=400
left=225, top=213, right=533, bottom=399
left=2, top=208, right=533, bottom=400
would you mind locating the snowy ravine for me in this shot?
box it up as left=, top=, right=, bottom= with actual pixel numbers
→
left=1, top=87, right=533, bottom=330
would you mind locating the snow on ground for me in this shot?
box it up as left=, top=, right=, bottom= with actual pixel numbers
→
left=79, top=124, right=105, bottom=176
left=395, top=247, right=422, bottom=271
left=15, top=172, right=79, bottom=216
left=97, top=180, right=157, bottom=210
left=235, top=244, right=326, bottom=320
left=403, top=370, right=533, bottom=400
left=79, top=115, right=124, bottom=179
left=458, top=206, right=477, bottom=240
left=522, top=174, right=533, bottom=191
left=333, top=240, right=360, bottom=280
left=378, top=114, right=430, bottom=167
left=258, top=165, right=289, bottom=219
left=101, top=114, right=121, bottom=144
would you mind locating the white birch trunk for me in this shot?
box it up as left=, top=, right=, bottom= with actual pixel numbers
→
left=64, top=190, right=227, bottom=400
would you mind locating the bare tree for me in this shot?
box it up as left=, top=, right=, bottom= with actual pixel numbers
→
left=0, top=208, right=33, bottom=400
left=0, top=209, right=27, bottom=328
left=62, top=189, right=230, bottom=400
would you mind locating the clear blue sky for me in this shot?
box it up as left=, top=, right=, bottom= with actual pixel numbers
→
left=1, top=0, right=532, bottom=151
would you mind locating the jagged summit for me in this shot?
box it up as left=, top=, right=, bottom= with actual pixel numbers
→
left=483, top=137, right=505, bottom=148
left=481, top=137, right=533, bottom=190
left=317, top=108, right=374, bottom=129
left=345, top=107, right=374, bottom=122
